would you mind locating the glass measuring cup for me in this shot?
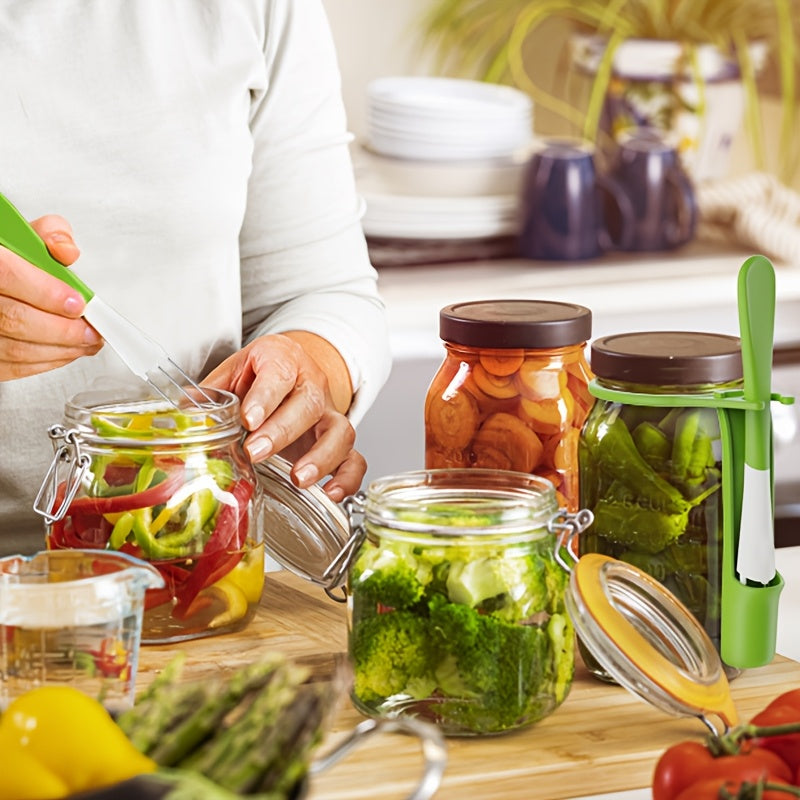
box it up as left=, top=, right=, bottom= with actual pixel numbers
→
left=0, top=549, right=164, bottom=711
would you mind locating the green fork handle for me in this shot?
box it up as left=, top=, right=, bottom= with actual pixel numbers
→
left=0, top=192, right=94, bottom=301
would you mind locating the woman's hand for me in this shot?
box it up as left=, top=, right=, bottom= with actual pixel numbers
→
left=0, top=215, right=103, bottom=380
left=201, top=332, right=364, bottom=501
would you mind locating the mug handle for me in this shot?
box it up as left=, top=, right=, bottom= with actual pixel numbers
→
left=663, top=167, right=698, bottom=248
left=308, top=716, right=448, bottom=800
left=595, top=173, right=636, bottom=252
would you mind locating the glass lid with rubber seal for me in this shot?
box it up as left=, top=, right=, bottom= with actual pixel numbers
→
left=253, top=456, right=354, bottom=599
left=562, top=549, right=738, bottom=733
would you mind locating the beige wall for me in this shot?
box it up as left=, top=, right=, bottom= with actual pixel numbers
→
left=322, top=0, right=435, bottom=138
left=323, top=0, right=797, bottom=187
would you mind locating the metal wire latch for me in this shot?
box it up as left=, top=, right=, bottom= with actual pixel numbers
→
left=32, top=425, right=91, bottom=524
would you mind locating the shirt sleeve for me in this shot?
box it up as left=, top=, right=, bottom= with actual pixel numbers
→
left=238, top=0, right=391, bottom=426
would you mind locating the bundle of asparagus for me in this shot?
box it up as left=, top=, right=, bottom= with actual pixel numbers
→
left=116, top=653, right=333, bottom=798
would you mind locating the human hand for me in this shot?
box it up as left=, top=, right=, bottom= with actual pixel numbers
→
left=0, top=215, right=103, bottom=381
left=201, top=333, right=364, bottom=502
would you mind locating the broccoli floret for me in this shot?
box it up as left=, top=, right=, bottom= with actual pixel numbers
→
left=545, top=612, right=575, bottom=705
left=349, top=542, right=431, bottom=611
left=350, top=610, right=435, bottom=703
left=429, top=598, right=554, bottom=731
left=444, top=551, right=554, bottom=622
left=544, top=556, right=569, bottom=615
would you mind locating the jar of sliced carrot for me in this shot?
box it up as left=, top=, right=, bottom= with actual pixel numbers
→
left=424, top=299, right=594, bottom=510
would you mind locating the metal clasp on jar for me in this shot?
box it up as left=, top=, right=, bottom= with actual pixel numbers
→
left=548, top=508, right=594, bottom=572
left=321, top=490, right=367, bottom=603
left=32, top=425, right=91, bottom=524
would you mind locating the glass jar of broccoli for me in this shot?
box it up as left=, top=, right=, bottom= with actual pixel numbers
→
left=35, top=385, right=264, bottom=644
left=578, top=331, right=743, bottom=680
left=347, top=468, right=576, bottom=736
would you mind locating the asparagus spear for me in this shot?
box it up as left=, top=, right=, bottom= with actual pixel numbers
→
left=119, top=682, right=209, bottom=755
left=178, top=662, right=308, bottom=777
left=209, top=684, right=324, bottom=794
left=149, top=657, right=286, bottom=766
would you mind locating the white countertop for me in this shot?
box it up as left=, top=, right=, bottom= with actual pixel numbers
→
left=570, top=545, right=800, bottom=800
left=374, top=242, right=800, bottom=361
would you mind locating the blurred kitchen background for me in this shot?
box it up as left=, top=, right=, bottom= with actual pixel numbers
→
left=321, top=0, right=800, bottom=541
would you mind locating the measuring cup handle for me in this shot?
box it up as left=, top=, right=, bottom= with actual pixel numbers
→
left=595, top=173, right=636, bottom=252
left=309, top=716, right=447, bottom=800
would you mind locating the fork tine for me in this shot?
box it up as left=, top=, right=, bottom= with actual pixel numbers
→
left=151, top=359, right=219, bottom=409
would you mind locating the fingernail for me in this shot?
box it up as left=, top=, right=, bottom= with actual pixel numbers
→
left=294, top=464, right=318, bottom=485
left=325, top=484, right=345, bottom=503
left=83, top=325, right=102, bottom=345
left=243, top=405, right=266, bottom=430
left=50, top=230, right=73, bottom=243
left=63, top=294, right=84, bottom=315
left=247, top=437, right=273, bottom=463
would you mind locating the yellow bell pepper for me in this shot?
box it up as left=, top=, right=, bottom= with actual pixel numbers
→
left=0, top=686, right=156, bottom=799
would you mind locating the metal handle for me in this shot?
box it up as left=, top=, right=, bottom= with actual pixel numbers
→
left=548, top=508, right=595, bottom=573
left=308, top=716, right=447, bottom=800
left=32, top=425, right=90, bottom=524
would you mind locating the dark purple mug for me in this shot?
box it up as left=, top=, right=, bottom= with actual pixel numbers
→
left=518, top=139, right=635, bottom=261
left=609, top=129, right=697, bottom=251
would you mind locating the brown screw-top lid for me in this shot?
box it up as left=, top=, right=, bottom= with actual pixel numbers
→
left=439, top=299, right=592, bottom=349
left=590, top=331, right=743, bottom=385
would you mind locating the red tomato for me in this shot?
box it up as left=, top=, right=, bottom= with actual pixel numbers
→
left=675, top=777, right=794, bottom=800
left=751, top=703, right=800, bottom=773
left=652, top=741, right=714, bottom=800
left=760, top=689, right=800, bottom=716
left=691, top=751, right=791, bottom=785
left=654, top=746, right=791, bottom=800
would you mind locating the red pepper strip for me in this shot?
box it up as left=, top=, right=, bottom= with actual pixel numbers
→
left=143, top=561, right=193, bottom=611
left=119, top=541, right=145, bottom=559
left=171, top=479, right=253, bottom=618
left=67, top=469, right=185, bottom=515
left=47, top=481, right=70, bottom=548
left=86, top=639, right=129, bottom=678
left=70, top=512, right=113, bottom=548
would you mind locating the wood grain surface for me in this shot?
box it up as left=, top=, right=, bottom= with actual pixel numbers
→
left=137, top=570, right=800, bottom=800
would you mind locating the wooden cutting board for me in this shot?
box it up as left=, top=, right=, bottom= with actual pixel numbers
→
left=137, top=570, right=800, bottom=800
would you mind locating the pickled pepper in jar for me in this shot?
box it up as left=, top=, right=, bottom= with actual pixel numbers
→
left=425, top=300, right=593, bottom=510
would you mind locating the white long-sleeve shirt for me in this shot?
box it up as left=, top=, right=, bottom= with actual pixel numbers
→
left=0, top=0, right=391, bottom=552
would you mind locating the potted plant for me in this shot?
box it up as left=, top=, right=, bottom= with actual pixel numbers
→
left=417, top=0, right=799, bottom=184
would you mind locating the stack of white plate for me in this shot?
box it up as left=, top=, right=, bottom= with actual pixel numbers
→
left=355, top=148, right=524, bottom=240
left=366, top=76, right=533, bottom=162
left=358, top=76, right=533, bottom=246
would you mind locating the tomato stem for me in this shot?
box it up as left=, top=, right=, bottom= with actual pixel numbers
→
left=709, top=720, right=800, bottom=756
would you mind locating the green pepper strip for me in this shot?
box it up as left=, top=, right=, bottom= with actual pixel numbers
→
left=131, top=482, right=219, bottom=560
left=587, top=416, right=688, bottom=514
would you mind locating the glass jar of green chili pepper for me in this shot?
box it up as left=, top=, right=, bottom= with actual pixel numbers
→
left=578, top=331, right=743, bottom=680
left=34, top=385, right=264, bottom=643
